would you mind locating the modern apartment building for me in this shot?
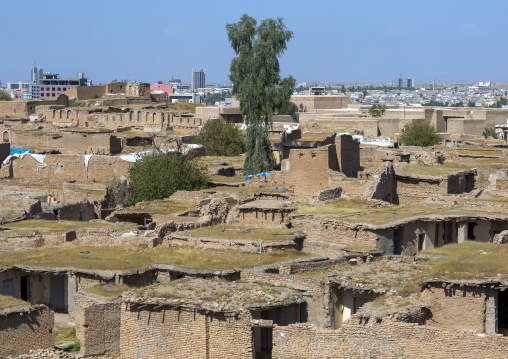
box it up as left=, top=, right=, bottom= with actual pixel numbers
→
left=392, top=77, right=414, bottom=88
left=191, top=69, right=205, bottom=91
left=40, top=73, right=88, bottom=99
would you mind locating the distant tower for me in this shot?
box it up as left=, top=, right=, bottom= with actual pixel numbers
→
left=433, top=76, right=435, bottom=92
left=191, top=69, right=206, bottom=91
left=30, top=62, right=43, bottom=84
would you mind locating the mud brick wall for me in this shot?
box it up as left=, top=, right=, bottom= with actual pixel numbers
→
left=272, top=320, right=508, bottom=359
left=9, top=154, right=131, bottom=182
left=0, top=306, right=54, bottom=357
left=120, top=304, right=254, bottom=359
left=239, top=209, right=289, bottom=228
left=291, top=215, right=379, bottom=250
left=288, top=145, right=337, bottom=199
left=395, top=176, right=443, bottom=205
left=420, top=284, right=487, bottom=332
left=74, top=293, right=121, bottom=357
left=11, top=131, right=121, bottom=155
left=240, top=272, right=331, bottom=328
left=335, top=134, right=359, bottom=177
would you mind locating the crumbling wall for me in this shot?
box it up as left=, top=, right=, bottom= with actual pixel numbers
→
left=11, top=131, right=121, bottom=155
left=335, top=134, right=359, bottom=177
left=241, top=271, right=330, bottom=328
left=0, top=306, right=54, bottom=357
left=271, top=320, right=508, bottom=359
left=364, top=162, right=396, bottom=203
left=291, top=215, right=381, bottom=251
left=120, top=304, right=254, bottom=359
left=420, top=284, right=487, bottom=332
left=7, top=154, right=131, bottom=182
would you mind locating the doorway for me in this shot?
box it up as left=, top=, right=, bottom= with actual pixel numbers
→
left=20, top=275, right=31, bottom=303
left=50, top=275, right=66, bottom=312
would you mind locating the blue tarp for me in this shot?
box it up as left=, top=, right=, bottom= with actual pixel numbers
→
left=245, top=171, right=272, bottom=181
left=10, top=148, right=33, bottom=155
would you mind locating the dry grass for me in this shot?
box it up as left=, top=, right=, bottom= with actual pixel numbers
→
left=457, top=149, right=502, bottom=156
left=198, top=155, right=245, bottom=168
left=1, top=220, right=137, bottom=235
left=118, top=200, right=197, bottom=215
left=421, top=241, right=508, bottom=281
left=0, top=295, right=29, bottom=310
left=0, top=245, right=311, bottom=271
left=84, top=283, right=132, bottom=297
left=208, top=175, right=245, bottom=184
left=168, top=103, right=206, bottom=113
left=400, top=163, right=470, bottom=176
left=295, top=199, right=508, bottom=225
left=212, top=185, right=289, bottom=196
left=183, top=225, right=302, bottom=242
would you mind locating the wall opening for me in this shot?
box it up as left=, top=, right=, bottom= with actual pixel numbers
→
left=498, top=290, right=508, bottom=335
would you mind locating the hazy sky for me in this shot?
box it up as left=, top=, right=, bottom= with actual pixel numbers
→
left=1, top=0, right=507, bottom=85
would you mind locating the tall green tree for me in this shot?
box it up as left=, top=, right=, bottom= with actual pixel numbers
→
left=226, top=14, right=294, bottom=175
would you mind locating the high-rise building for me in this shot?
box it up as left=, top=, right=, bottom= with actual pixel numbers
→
left=392, top=77, right=414, bottom=88
left=191, top=69, right=205, bottom=91
left=30, top=63, right=43, bottom=85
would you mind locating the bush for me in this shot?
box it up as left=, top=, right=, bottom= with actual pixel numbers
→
left=369, top=104, right=386, bottom=118
left=193, top=118, right=246, bottom=156
left=398, top=121, right=442, bottom=147
left=483, top=127, right=499, bottom=139
left=128, top=151, right=208, bottom=204
left=0, top=91, right=12, bottom=101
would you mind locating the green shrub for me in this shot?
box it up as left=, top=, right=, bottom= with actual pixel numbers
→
left=369, top=104, right=386, bottom=118
left=0, top=91, right=12, bottom=101
left=128, top=151, right=208, bottom=204
left=398, top=120, right=442, bottom=147
left=482, top=127, right=499, bottom=139
left=193, top=118, right=246, bottom=156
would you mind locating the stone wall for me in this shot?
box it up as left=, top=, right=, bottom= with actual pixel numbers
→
left=120, top=303, right=254, bottom=359
left=271, top=320, right=508, bottom=359
left=0, top=306, right=54, bottom=357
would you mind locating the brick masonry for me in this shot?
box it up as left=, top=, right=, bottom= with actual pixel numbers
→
left=0, top=306, right=54, bottom=357
left=120, top=303, right=254, bottom=359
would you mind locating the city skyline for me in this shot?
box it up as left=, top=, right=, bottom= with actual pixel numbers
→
left=1, top=0, right=508, bottom=85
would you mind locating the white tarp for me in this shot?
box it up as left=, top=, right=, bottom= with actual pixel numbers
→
left=30, top=154, right=46, bottom=165
left=284, top=124, right=299, bottom=134
left=337, top=132, right=392, bottom=147
left=2, top=151, right=31, bottom=166
left=84, top=154, right=93, bottom=171
left=119, top=146, right=202, bottom=163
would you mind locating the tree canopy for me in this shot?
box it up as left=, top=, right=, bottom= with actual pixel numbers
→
left=192, top=118, right=246, bottom=156
left=398, top=121, right=442, bottom=147
left=227, top=14, right=294, bottom=175
left=128, top=151, right=208, bottom=204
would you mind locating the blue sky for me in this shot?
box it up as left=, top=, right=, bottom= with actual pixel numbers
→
left=1, top=0, right=507, bottom=85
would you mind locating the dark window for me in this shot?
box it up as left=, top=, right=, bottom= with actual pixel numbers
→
left=498, top=290, right=508, bottom=334
left=468, top=222, right=476, bottom=240
left=418, top=233, right=425, bottom=251
left=57, top=87, right=61, bottom=91
left=52, top=87, right=55, bottom=91
left=52, top=93, right=55, bottom=97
